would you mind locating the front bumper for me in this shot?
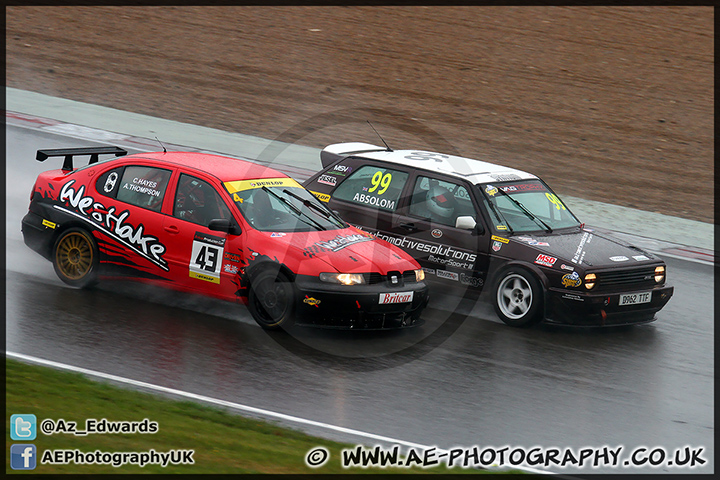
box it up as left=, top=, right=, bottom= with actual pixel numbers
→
left=293, top=274, right=430, bottom=329
left=545, top=284, right=674, bottom=326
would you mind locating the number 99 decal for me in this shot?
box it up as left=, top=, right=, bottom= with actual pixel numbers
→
left=545, top=193, right=566, bottom=210
left=369, top=171, right=392, bottom=195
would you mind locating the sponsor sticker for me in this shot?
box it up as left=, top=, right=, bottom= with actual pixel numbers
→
left=560, top=264, right=574, bottom=271
left=485, top=185, right=498, bottom=196
left=492, top=241, right=502, bottom=252
left=422, top=267, right=435, bottom=275
left=310, top=191, right=331, bottom=202
left=304, top=296, right=321, bottom=307
left=460, top=273, right=483, bottom=287
left=224, top=177, right=300, bottom=194
left=431, top=229, right=443, bottom=239
left=562, top=293, right=584, bottom=302
left=534, top=254, right=557, bottom=267
left=632, top=255, right=650, bottom=261
left=491, top=235, right=509, bottom=244
left=223, top=264, right=239, bottom=274
left=489, top=173, right=521, bottom=181
left=436, top=270, right=459, bottom=281
left=561, top=271, right=582, bottom=288
left=609, top=256, right=629, bottom=262
left=496, top=225, right=508, bottom=231
left=42, top=219, right=57, bottom=229
left=379, top=291, right=414, bottom=305
left=317, top=174, right=337, bottom=186
left=332, top=164, right=352, bottom=175
left=270, top=232, right=286, bottom=237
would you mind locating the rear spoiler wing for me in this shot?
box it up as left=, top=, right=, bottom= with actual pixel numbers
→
left=320, top=142, right=387, bottom=168
left=36, top=146, right=128, bottom=172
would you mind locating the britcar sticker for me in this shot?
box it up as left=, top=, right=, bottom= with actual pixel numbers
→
left=379, top=291, right=414, bottom=304
left=561, top=272, right=582, bottom=288
left=534, top=254, right=557, bottom=267
left=189, top=232, right=226, bottom=284
left=56, top=180, right=168, bottom=270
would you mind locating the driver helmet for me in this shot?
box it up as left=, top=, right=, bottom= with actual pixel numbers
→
left=426, top=185, right=455, bottom=219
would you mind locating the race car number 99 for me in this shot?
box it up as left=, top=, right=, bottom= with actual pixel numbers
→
left=369, top=171, right=392, bottom=195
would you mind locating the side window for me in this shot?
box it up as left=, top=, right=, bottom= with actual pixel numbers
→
left=115, top=166, right=172, bottom=212
left=408, top=176, right=475, bottom=227
left=332, top=165, right=409, bottom=212
left=96, top=166, right=125, bottom=199
left=173, top=174, right=232, bottom=227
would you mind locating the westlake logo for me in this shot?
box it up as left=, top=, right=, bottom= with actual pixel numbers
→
left=379, top=291, right=414, bottom=304
left=315, top=233, right=373, bottom=252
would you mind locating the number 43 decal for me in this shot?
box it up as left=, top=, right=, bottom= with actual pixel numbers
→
left=189, top=233, right=226, bottom=284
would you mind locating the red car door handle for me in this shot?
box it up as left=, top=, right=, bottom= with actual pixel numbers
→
left=164, top=225, right=179, bottom=234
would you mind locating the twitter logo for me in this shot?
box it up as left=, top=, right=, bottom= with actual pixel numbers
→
left=11, top=414, right=37, bottom=440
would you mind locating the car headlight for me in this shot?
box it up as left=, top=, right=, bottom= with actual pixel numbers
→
left=655, top=265, right=665, bottom=283
left=584, top=273, right=596, bottom=290
left=319, top=272, right=365, bottom=285
left=415, top=269, right=425, bottom=282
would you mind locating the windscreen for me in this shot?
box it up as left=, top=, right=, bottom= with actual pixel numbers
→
left=224, top=178, right=347, bottom=232
left=480, top=180, right=580, bottom=233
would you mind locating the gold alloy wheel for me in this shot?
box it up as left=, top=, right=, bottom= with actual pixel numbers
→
left=55, top=231, right=94, bottom=280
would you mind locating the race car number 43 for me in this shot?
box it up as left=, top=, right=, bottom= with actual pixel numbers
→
left=619, top=291, right=652, bottom=306
left=379, top=292, right=414, bottom=305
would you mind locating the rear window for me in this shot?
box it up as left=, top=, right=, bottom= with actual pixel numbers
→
left=331, top=165, right=409, bottom=212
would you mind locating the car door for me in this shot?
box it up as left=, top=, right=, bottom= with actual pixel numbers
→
left=92, top=162, right=175, bottom=278
left=388, top=173, right=490, bottom=293
left=158, top=171, right=241, bottom=299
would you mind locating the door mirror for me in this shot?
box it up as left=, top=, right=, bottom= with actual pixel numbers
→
left=455, top=215, right=477, bottom=230
left=208, top=219, right=240, bottom=235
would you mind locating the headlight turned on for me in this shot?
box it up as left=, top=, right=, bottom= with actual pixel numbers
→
left=655, top=265, right=665, bottom=283
left=584, top=273, right=596, bottom=290
left=415, top=269, right=425, bottom=282
left=319, top=272, right=365, bottom=285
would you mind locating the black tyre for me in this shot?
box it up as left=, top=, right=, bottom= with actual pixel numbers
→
left=248, top=269, right=296, bottom=330
left=52, top=228, right=99, bottom=288
left=493, top=267, right=543, bottom=327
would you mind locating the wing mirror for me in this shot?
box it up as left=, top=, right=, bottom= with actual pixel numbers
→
left=455, top=215, right=477, bottom=230
left=208, top=219, right=241, bottom=235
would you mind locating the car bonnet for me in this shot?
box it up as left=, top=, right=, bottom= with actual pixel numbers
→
left=259, top=228, right=419, bottom=275
left=509, top=229, right=662, bottom=268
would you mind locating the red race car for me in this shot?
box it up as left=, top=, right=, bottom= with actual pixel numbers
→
left=21, top=147, right=429, bottom=330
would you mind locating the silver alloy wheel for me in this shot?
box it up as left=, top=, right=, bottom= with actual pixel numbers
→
left=496, top=273, right=533, bottom=320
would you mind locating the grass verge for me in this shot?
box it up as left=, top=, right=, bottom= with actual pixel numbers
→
left=6, top=358, right=525, bottom=474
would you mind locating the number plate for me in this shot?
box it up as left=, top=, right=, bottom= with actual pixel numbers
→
left=379, top=291, right=414, bottom=305
left=618, top=291, right=652, bottom=306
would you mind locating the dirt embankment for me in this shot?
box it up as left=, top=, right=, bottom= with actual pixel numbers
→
left=6, top=6, right=713, bottom=223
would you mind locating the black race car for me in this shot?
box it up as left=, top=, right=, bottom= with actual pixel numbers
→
left=302, top=142, right=674, bottom=327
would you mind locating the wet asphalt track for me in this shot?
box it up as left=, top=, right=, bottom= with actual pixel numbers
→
left=5, top=123, right=714, bottom=474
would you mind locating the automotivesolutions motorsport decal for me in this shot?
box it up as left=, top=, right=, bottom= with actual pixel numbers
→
left=54, top=180, right=168, bottom=271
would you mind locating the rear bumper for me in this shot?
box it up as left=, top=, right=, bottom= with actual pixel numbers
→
left=21, top=211, right=55, bottom=260
left=545, top=284, right=674, bottom=326
left=293, top=275, right=430, bottom=329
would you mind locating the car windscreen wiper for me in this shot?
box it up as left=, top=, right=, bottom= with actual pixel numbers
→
left=281, top=188, right=345, bottom=226
left=494, top=187, right=553, bottom=233
left=261, top=186, right=326, bottom=231
left=482, top=189, right=514, bottom=234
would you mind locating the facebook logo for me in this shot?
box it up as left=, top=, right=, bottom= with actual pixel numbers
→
left=11, top=444, right=37, bottom=470
left=10, top=414, right=36, bottom=440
